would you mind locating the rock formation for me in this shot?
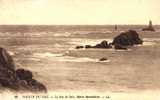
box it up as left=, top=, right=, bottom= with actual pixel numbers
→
left=112, top=30, right=143, bottom=48
left=76, top=40, right=112, bottom=49
left=75, top=30, right=143, bottom=50
left=75, top=46, right=84, bottom=49
left=0, top=47, right=47, bottom=92
left=93, top=40, right=112, bottom=48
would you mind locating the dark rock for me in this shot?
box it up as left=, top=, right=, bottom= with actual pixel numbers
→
left=0, top=48, right=18, bottom=90
left=93, top=40, right=112, bottom=48
left=76, top=46, right=84, bottom=49
left=0, top=47, right=47, bottom=93
left=16, top=69, right=33, bottom=81
left=85, top=45, right=92, bottom=48
left=0, top=47, right=15, bottom=71
left=99, top=58, right=108, bottom=61
left=114, top=44, right=128, bottom=50
left=27, top=79, right=47, bottom=92
left=112, top=30, right=143, bottom=47
left=84, top=41, right=112, bottom=49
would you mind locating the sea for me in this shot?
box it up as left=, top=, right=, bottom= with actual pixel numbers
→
left=0, top=25, right=160, bottom=99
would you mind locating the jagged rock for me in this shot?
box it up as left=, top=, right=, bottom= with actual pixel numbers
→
left=93, top=40, right=112, bottom=48
left=0, top=47, right=15, bottom=71
left=0, top=47, right=47, bottom=93
left=84, top=41, right=112, bottom=49
left=16, top=69, right=33, bottom=81
left=112, top=30, right=143, bottom=47
left=16, top=69, right=47, bottom=92
left=26, top=79, right=47, bottom=92
left=0, top=47, right=18, bottom=90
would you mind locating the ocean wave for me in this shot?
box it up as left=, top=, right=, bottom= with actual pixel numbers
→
left=143, top=38, right=160, bottom=42
left=32, top=52, right=110, bottom=63
left=53, top=32, right=71, bottom=37
left=33, top=52, right=64, bottom=58
left=142, top=42, right=156, bottom=46
left=56, top=56, right=110, bottom=63
left=69, top=38, right=113, bottom=46
left=8, top=51, right=15, bottom=56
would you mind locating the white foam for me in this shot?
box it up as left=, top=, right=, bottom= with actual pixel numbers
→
left=143, top=38, right=160, bottom=42
left=57, top=56, right=110, bottom=63
left=33, top=52, right=110, bottom=63
left=8, top=51, right=15, bottom=56
left=53, top=32, right=71, bottom=37
left=69, top=38, right=113, bottom=46
left=142, top=42, right=156, bottom=46
left=54, top=43, right=62, bottom=47
left=29, top=58, right=41, bottom=61
left=33, top=52, right=63, bottom=58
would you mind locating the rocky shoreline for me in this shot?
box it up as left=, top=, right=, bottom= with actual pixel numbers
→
left=0, top=47, right=47, bottom=93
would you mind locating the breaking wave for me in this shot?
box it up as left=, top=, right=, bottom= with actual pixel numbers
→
left=32, top=52, right=110, bottom=63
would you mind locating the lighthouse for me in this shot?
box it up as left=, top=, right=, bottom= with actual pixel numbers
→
left=142, top=20, right=155, bottom=31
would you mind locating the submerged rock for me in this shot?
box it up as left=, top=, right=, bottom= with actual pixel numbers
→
left=83, top=41, right=112, bottom=49
left=112, top=30, right=143, bottom=47
left=99, top=58, right=108, bottom=61
left=85, top=45, right=92, bottom=48
left=0, top=47, right=47, bottom=93
left=75, top=46, right=84, bottom=49
left=93, top=40, right=112, bottom=48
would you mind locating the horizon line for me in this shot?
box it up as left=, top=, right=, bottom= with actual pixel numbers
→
left=0, top=24, right=160, bottom=26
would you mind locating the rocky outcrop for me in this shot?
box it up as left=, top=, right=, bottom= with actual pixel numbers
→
left=0, top=47, right=47, bottom=92
left=76, top=40, right=112, bottom=49
left=75, top=30, right=143, bottom=50
left=112, top=30, right=143, bottom=48
left=93, top=40, right=112, bottom=48
left=75, top=46, right=84, bottom=49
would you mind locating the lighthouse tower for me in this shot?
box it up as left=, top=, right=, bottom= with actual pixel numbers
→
left=149, top=20, right=153, bottom=28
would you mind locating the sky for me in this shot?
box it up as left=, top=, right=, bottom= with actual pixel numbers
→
left=0, top=0, right=159, bottom=25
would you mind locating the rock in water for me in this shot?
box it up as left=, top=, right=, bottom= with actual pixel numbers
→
left=85, top=45, right=92, bottom=48
left=0, top=47, right=47, bottom=92
left=114, top=44, right=128, bottom=50
left=112, top=30, right=143, bottom=47
left=75, top=46, right=84, bottom=49
left=93, top=40, right=112, bottom=48
left=84, top=41, right=112, bottom=49
left=99, top=58, right=108, bottom=61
